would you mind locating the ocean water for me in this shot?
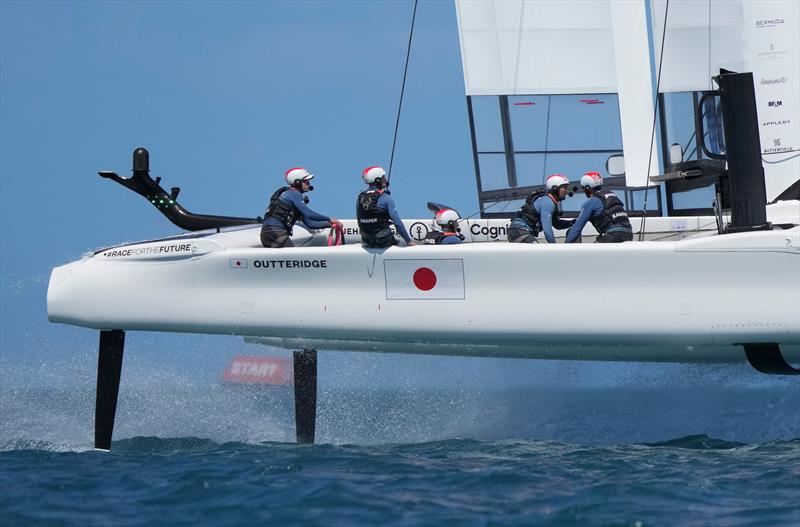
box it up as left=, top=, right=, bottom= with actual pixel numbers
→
left=2, top=436, right=799, bottom=526
left=2, top=358, right=799, bottom=527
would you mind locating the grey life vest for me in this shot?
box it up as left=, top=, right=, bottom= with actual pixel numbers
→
left=590, top=189, right=632, bottom=234
left=356, top=189, right=392, bottom=241
left=265, top=187, right=300, bottom=231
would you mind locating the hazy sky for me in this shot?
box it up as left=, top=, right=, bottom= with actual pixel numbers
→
left=1, top=0, right=477, bottom=366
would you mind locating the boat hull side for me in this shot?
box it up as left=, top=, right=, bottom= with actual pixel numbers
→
left=46, top=229, right=800, bottom=363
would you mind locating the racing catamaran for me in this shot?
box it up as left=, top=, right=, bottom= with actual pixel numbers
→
left=47, top=0, right=799, bottom=449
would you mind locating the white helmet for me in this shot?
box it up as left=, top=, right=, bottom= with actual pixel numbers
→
left=580, top=171, right=603, bottom=189
left=544, top=174, right=569, bottom=192
left=362, top=165, right=387, bottom=185
left=285, top=167, right=314, bottom=186
left=434, top=208, right=460, bottom=228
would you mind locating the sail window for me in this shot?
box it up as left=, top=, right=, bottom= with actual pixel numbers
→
left=468, top=93, right=625, bottom=217
left=477, top=154, right=510, bottom=191
left=470, top=96, right=504, bottom=152
left=657, top=90, right=724, bottom=216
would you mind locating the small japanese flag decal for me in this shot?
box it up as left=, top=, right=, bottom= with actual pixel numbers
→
left=384, top=259, right=464, bottom=300
left=229, top=259, right=248, bottom=268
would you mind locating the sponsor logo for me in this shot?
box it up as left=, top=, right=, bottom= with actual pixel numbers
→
left=222, top=356, right=292, bottom=386
left=762, top=119, right=791, bottom=127
left=340, top=226, right=398, bottom=236
left=761, top=77, right=787, bottom=85
left=470, top=224, right=509, bottom=239
left=758, top=43, right=787, bottom=60
left=252, top=259, right=328, bottom=269
left=409, top=222, right=430, bottom=241
left=764, top=137, right=793, bottom=154
left=768, top=100, right=783, bottom=108
left=103, top=243, right=196, bottom=258
left=756, top=18, right=784, bottom=27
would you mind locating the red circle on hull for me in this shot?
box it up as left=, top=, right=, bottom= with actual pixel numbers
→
left=413, top=267, right=437, bottom=291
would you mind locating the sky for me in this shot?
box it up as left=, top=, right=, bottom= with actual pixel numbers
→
left=0, top=0, right=478, bottom=370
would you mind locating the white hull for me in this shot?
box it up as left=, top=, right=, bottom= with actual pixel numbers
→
left=48, top=215, right=800, bottom=365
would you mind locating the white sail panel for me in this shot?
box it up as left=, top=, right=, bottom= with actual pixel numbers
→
left=610, top=0, right=660, bottom=188
left=456, top=0, right=618, bottom=95
left=651, top=0, right=745, bottom=92
left=743, top=0, right=799, bottom=200
left=651, top=0, right=799, bottom=199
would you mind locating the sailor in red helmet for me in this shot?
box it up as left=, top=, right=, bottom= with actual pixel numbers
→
left=507, top=174, right=575, bottom=243
left=566, top=172, right=633, bottom=243
left=423, top=209, right=464, bottom=245
left=356, top=166, right=414, bottom=248
left=261, top=167, right=341, bottom=248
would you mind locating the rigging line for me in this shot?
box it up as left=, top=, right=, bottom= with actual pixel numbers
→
left=387, top=0, right=419, bottom=182
left=541, top=96, right=552, bottom=184
left=639, top=0, right=670, bottom=241
left=707, top=0, right=712, bottom=92
left=762, top=152, right=800, bottom=163
left=458, top=197, right=512, bottom=223
left=680, top=109, right=705, bottom=154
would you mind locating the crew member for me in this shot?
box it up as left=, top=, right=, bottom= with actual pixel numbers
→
left=507, top=174, right=575, bottom=243
left=261, top=167, right=340, bottom=248
left=566, top=172, right=633, bottom=243
left=423, top=208, right=464, bottom=245
left=356, top=166, right=414, bottom=248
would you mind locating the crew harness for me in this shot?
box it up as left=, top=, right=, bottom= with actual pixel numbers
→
left=357, top=189, right=395, bottom=246
left=590, top=189, right=632, bottom=234
left=264, top=186, right=302, bottom=233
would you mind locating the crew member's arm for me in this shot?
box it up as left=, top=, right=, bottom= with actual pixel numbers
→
left=380, top=194, right=413, bottom=243
left=536, top=198, right=558, bottom=243
left=285, top=191, right=332, bottom=229
left=565, top=198, right=602, bottom=243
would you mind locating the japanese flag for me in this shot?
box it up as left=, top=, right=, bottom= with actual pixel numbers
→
left=384, top=259, right=465, bottom=300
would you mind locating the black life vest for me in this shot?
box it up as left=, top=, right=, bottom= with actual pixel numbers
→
left=265, top=187, right=300, bottom=231
left=422, top=231, right=464, bottom=245
left=589, top=189, right=632, bottom=234
left=356, top=189, right=392, bottom=240
left=514, top=190, right=558, bottom=233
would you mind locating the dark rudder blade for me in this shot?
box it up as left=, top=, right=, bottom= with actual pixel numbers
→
left=95, top=330, right=126, bottom=450
left=293, top=347, right=318, bottom=444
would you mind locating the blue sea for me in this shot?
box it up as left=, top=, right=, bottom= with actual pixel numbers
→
left=2, top=353, right=799, bottom=526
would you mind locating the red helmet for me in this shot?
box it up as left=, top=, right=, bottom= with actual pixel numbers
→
left=580, top=171, right=603, bottom=189
left=362, top=166, right=387, bottom=185
left=285, top=167, right=314, bottom=186
left=544, top=174, right=569, bottom=192
left=434, top=208, right=460, bottom=228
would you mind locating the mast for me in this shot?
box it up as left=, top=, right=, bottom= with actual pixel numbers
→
left=714, top=70, right=770, bottom=232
